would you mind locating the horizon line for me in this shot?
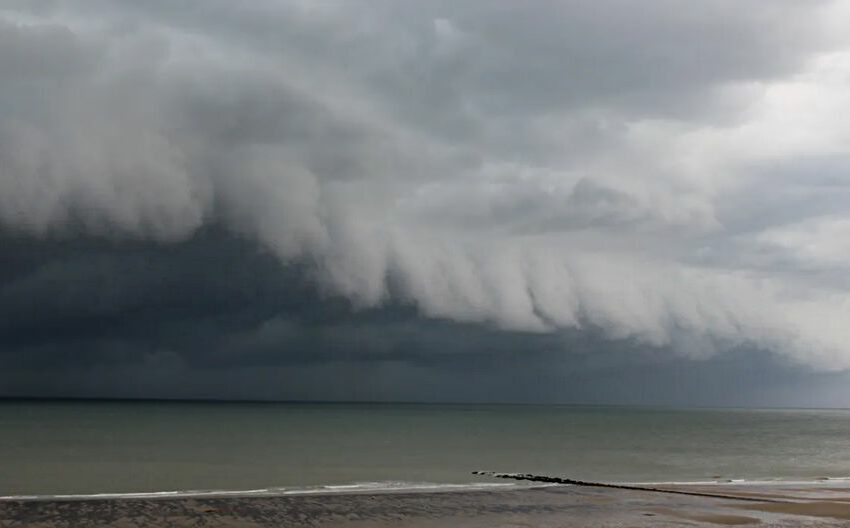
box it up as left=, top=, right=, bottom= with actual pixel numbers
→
left=1, top=395, right=847, bottom=412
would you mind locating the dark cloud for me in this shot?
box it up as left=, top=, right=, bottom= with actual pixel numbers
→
left=1, top=1, right=850, bottom=404
left=0, top=228, right=846, bottom=407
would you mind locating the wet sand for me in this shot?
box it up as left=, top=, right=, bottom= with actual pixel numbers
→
left=3, top=483, right=850, bottom=527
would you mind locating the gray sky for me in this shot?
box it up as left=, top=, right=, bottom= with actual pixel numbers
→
left=2, top=1, right=850, bottom=406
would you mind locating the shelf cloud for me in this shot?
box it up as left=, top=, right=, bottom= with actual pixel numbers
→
left=2, top=1, right=850, bottom=403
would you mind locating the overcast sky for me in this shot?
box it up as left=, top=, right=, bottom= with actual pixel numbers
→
left=2, top=1, right=850, bottom=406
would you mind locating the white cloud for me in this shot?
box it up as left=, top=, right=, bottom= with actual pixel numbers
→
left=2, top=1, right=850, bottom=369
left=758, top=216, right=850, bottom=269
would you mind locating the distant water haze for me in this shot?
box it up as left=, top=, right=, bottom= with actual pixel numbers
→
left=3, top=401, right=850, bottom=497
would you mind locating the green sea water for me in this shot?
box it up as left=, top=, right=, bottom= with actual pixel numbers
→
left=3, top=401, right=850, bottom=497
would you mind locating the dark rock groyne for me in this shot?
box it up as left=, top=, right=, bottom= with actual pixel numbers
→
left=472, top=471, right=786, bottom=503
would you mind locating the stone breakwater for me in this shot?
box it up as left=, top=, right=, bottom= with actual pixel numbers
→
left=472, top=471, right=786, bottom=503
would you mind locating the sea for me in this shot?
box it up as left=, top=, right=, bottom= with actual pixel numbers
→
left=3, top=400, right=850, bottom=499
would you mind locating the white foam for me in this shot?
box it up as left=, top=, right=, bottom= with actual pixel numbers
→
left=0, top=481, right=535, bottom=502
left=620, top=477, right=850, bottom=487
left=282, top=481, right=534, bottom=495
left=6, top=476, right=848, bottom=502
left=0, top=488, right=282, bottom=501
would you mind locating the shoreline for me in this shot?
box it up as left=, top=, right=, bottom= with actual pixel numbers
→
left=3, top=481, right=850, bottom=527
left=3, top=476, right=849, bottom=502
left=0, top=481, right=537, bottom=502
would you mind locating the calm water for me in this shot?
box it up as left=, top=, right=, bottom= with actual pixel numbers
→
left=2, top=401, right=850, bottom=496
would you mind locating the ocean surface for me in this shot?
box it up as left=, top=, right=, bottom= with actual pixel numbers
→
left=3, top=401, right=850, bottom=497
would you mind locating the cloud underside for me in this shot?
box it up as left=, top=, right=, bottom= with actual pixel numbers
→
left=2, top=0, right=850, bottom=401
left=3, top=229, right=849, bottom=406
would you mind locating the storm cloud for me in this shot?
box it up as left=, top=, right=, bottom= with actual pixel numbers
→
left=2, top=1, right=850, bottom=404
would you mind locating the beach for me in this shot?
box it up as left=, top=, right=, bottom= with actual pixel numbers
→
left=4, top=482, right=850, bottom=527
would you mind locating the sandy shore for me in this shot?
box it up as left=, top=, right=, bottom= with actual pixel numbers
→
left=3, top=482, right=850, bottom=527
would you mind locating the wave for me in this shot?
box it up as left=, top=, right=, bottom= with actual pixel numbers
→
left=619, top=476, right=850, bottom=486
left=0, top=480, right=538, bottom=502
left=4, top=476, right=850, bottom=502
